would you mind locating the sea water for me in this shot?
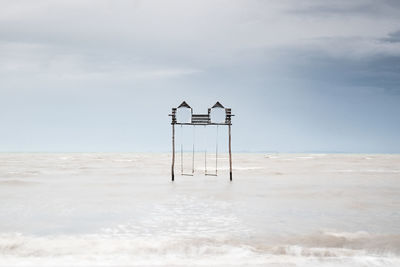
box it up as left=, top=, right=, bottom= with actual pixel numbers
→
left=0, top=153, right=399, bottom=266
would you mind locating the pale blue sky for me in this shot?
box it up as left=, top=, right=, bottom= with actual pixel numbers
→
left=0, top=0, right=399, bottom=152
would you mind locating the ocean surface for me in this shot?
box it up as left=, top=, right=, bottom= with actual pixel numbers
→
left=0, top=153, right=399, bottom=266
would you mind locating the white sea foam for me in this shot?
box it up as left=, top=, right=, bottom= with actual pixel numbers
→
left=1, top=233, right=400, bottom=266
left=0, top=153, right=399, bottom=266
left=334, top=169, right=400, bottom=173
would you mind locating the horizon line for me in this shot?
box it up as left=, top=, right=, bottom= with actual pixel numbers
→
left=0, top=151, right=399, bottom=154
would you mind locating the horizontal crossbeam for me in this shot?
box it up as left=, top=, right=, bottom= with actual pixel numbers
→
left=171, top=122, right=232, bottom=125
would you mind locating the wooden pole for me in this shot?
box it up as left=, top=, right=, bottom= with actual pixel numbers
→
left=228, top=124, right=232, bottom=181
left=172, top=124, right=175, bottom=181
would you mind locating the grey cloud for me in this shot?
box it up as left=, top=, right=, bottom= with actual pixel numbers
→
left=287, top=0, right=400, bottom=17
left=1, top=0, right=400, bottom=152
left=381, top=30, right=400, bottom=43
left=282, top=49, right=400, bottom=94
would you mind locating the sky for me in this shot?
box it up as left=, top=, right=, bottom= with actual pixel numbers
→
left=0, top=0, right=399, bottom=153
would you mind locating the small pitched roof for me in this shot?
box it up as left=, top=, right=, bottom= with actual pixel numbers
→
left=212, top=101, right=225, bottom=108
left=178, top=101, right=191, bottom=109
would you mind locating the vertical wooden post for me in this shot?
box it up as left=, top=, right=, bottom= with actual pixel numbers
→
left=172, top=124, right=175, bottom=181
left=228, top=124, right=232, bottom=181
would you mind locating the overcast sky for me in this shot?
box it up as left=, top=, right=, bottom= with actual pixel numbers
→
left=1, top=0, right=399, bottom=152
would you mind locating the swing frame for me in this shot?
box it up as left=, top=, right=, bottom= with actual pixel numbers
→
left=169, top=101, right=234, bottom=181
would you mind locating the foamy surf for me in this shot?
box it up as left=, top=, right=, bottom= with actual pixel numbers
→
left=1, top=232, right=400, bottom=266
left=0, top=153, right=399, bottom=266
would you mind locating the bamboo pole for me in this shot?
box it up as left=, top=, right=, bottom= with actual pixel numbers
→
left=229, top=124, right=232, bottom=181
left=171, top=124, right=175, bottom=181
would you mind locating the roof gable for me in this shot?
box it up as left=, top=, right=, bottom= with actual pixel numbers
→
left=212, top=101, right=225, bottom=108
left=178, top=101, right=191, bottom=109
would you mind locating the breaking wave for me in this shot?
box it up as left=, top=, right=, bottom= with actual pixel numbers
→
left=1, top=231, right=400, bottom=266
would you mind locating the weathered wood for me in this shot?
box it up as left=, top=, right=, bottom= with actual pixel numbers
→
left=229, top=124, right=232, bottom=181
left=192, top=114, right=210, bottom=123
left=174, top=122, right=230, bottom=125
left=178, top=101, right=191, bottom=108
left=170, top=101, right=233, bottom=181
left=171, top=124, right=175, bottom=181
left=212, top=101, right=225, bottom=108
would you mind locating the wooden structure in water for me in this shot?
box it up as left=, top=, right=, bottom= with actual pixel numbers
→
left=169, top=101, right=234, bottom=181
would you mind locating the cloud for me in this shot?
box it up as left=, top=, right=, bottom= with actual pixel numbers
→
left=286, top=0, right=400, bottom=17
left=282, top=49, right=400, bottom=94
left=381, top=30, right=400, bottom=43
left=1, top=0, right=399, bottom=91
left=0, top=0, right=400, bottom=152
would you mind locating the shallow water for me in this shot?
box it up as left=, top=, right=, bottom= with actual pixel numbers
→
left=0, top=153, right=399, bottom=266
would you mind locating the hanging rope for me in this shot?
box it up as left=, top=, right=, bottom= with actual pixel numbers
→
left=215, top=125, right=218, bottom=175
left=180, top=125, right=195, bottom=176
left=180, top=125, right=183, bottom=175
left=192, top=125, right=195, bottom=174
left=205, top=125, right=219, bottom=176
left=204, top=125, right=208, bottom=175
